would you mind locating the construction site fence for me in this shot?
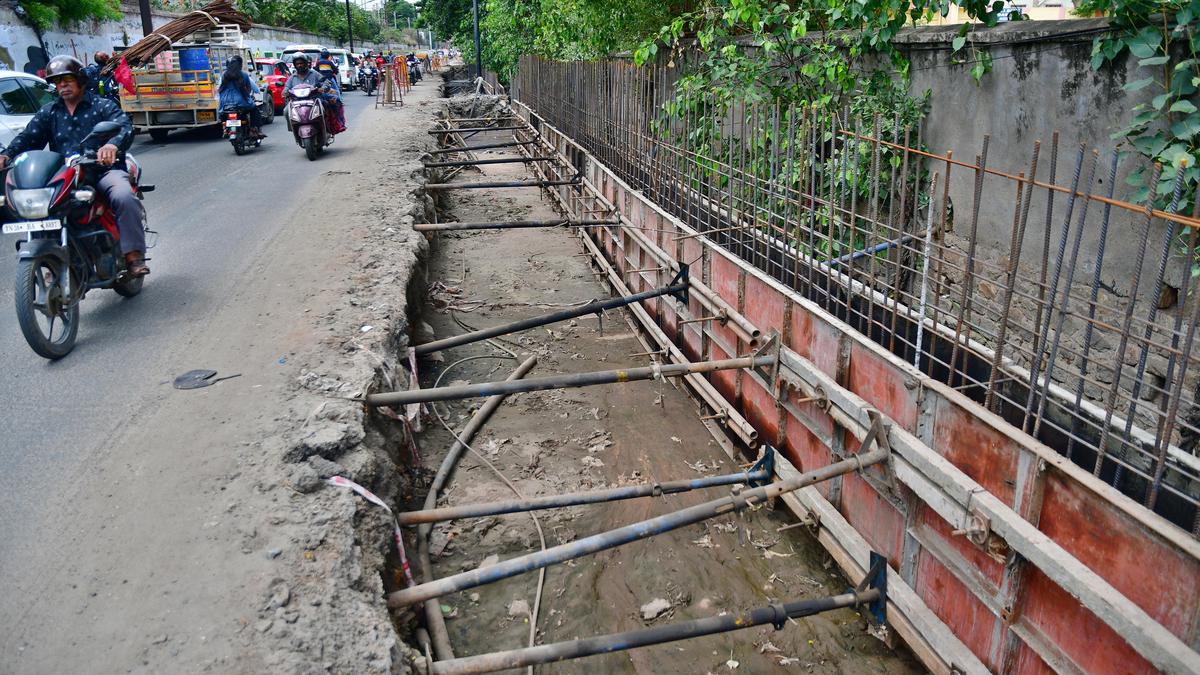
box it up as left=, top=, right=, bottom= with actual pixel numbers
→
left=511, top=54, right=1200, bottom=535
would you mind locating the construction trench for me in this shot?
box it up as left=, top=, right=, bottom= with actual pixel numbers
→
left=367, top=69, right=1200, bottom=674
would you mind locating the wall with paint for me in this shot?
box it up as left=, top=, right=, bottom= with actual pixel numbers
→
left=0, top=2, right=386, bottom=75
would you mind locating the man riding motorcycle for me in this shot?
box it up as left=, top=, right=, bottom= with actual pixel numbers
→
left=0, top=55, right=148, bottom=277
left=285, top=54, right=345, bottom=133
left=217, top=55, right=266, bottom=140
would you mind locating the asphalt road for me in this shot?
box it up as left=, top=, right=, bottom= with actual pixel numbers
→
left=0, top=92, right=376, bottom=571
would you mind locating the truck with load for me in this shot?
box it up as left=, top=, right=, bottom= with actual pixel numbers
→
left=120, top=24, right=273, bottom=142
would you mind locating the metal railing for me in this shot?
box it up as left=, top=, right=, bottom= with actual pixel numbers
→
left=512, top=54, right=1200, bottom=534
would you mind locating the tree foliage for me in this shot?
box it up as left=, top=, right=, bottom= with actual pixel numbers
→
left=17, top=0, right=121, bottom=30
left=1077, top=0, right=1199, bottom=210
left=236, top=0, right=383, bottom=43
left=416, top=0, right=674, bottom=76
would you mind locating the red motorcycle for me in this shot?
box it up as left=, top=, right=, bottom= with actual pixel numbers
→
left=1, top=121, right=154, bottom=359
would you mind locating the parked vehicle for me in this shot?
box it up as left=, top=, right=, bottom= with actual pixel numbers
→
left=1, top=121, right=155, bottom=359
left=287, top=82, right=337, bottom=161
left=254, top=58, right=290, bottom=113
left=222, top=108, right=260, bottom=155
left=0, top=71, right=56, bottom=149
left=357, top=61, right=379, bottom=96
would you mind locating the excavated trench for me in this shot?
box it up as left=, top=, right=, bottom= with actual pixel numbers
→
left=381, top=96, right=922, bottom=673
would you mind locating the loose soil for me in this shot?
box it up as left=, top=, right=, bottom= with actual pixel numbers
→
left=406, top=121, right=924, bottom=673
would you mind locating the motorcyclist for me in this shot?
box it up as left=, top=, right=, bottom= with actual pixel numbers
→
left=314, top=48, right=340, bottom=92
left=217, top=55, right=265, bottom=140
left=0, top=55, right=148, bottom=277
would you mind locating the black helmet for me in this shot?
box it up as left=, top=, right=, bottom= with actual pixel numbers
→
left=226, top=55, right=243, bottom=69
left=292, top=53, right=310, bottom=65
left=44, top=55, right=86, bottom=86
left=320, top=48, right=330, bottom=58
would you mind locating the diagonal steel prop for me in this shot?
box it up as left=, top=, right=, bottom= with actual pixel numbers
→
left=412, top=266, right=688, bottom=356
left=398, top=447, right=774, bottom=525
left=387, top=423, right=890, bottom=608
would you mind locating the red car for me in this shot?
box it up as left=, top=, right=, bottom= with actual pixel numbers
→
left=255, top=58, right=290, bottom=112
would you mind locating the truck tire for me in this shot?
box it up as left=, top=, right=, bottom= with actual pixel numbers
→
left=149, top=128, right=169, bottom=143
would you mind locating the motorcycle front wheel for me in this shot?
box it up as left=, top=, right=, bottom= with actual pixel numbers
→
left=15, top=256, right=79, bottom=359
left=303, top=136, right=319, bottom=161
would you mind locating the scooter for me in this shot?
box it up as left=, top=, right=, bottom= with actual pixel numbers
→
left=222, top=109, right=261, bottom=155
left=287, top=83, right=335, bottom=161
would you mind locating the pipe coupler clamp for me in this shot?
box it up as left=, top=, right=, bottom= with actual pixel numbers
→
left=650, top=482, right=663, bottom=497
left=768, top=602, right=788, bottom=630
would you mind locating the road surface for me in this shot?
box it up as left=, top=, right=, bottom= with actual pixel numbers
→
left=0, top=93, right=374, bottom=596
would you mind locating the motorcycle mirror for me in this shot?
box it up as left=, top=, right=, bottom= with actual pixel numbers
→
left=81, top=121, right=122, bottom=148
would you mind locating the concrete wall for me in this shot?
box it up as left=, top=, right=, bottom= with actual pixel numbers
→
left=0, top=1, right=385, bottom=74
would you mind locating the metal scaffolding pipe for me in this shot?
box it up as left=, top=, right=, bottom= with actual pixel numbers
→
left=428, top=140, right=538, bottom=154
left=428, top=588, right=882, bottom=674
left=398, top=449, right=773, bottom=525
left=417, top=355, right=539, bottom=661
left=367, top=355, right=775, bottom=407
left=413, top=267, right=688, bottom=356
left=423, top=155, right=558, bottom=169
left=828, top=234, right=916, bottom=267
left=429, top=125, right=527, bottom=134
left=387, top=445, right=888, bottom=607
left=425, top=178, right=581, bottom=191
left=413, top=219, right=619, bottom=232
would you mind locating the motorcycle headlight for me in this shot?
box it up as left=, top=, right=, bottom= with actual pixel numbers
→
left=11, top=187, right=56, bottom=219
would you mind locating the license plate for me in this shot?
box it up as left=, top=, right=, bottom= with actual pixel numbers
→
left=3, top=219, right=62, bottom=234
left=197, top=110, right=216, bottom=122
left=225, top=119, right=242, bottom=127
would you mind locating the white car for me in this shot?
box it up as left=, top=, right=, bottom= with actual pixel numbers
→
left=0, top=71, right=56, bottom=149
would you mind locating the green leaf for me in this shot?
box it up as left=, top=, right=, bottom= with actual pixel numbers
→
left=1170, top=100, right=1198, bottom=114
left=1127, top=27, right=1164, bottom=59
left=1172, top=116, right=1200, bottom=139
left=1138, top=56, right=1170, bottom=67
left=952, top=35, right=966, bottom=52
left=1124, top=77, right=1156, bottom=92
left=1175, top=58, right=1198, bottom=72
left=1152, top=92, right=1173, bottom=110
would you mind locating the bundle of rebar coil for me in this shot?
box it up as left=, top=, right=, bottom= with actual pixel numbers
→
left=100, top=0, right=253, bottom=76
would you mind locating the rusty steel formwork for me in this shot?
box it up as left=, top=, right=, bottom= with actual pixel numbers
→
left=494, top=55, right=1200, bottom=674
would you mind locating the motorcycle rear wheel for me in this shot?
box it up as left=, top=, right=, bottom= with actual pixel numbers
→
left=15, top=257, right=79, bottom=359
left=303, top=137, right=319, bottom=161
left=113, top=273, right=143, bottom=298
left=233, top=139, right=247, bottom=155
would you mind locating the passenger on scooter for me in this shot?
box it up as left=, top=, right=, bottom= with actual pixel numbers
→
left=0, top=55, right=148, bottom=276
left=315, top=48, right=340, bottom=93
left=285, top=55, right=346, bottom=134
left=217, top=55, right=265, bottom=140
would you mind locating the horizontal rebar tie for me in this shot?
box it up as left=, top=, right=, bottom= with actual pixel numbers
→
left=412, top=219, right=619, bottom=232
left=422, top=156, right=558, bottom=168
left=424, top=178, right=581, bottom=191
left=366, top=355, right=774, bottom=407
left=386, top=446, right=887, bottom=608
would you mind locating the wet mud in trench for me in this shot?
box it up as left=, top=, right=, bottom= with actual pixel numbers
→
left=404, top=127, right=922, bottom=673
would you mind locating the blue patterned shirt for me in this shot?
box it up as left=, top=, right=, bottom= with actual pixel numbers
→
left=1, top=92, right=133, bottom=159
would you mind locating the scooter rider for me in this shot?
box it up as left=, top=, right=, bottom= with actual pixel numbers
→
left=284, top=54, right=322, bottom=99
left=0, top=55, right=148, bottom=277
left=217, top=55, right=266, bottom=140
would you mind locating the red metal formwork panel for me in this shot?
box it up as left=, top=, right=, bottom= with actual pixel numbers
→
left=741, top=274, right=786, bottom=342
left=1018, top=567, right=1155, bottom=674
left=915, top=543, right=1003, bottom=672
left=708, top=339, right=737, bottom=404
left=847, top=342, right=919, bottom=431
left=789, top=305, right=841, bottom=379
left=741, top=375, right=781, bottom=447
left=1035, top=470, right=1200, bottom=639
left=917, top=500, right=1006, bottom=587
left=930, top=395, right=1019, bottom=508
left=708, top=253, right=745, bottom=354
left=839, top=471, right=905, bottom=565
left=1009, top=639, right=1054, bottom=675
